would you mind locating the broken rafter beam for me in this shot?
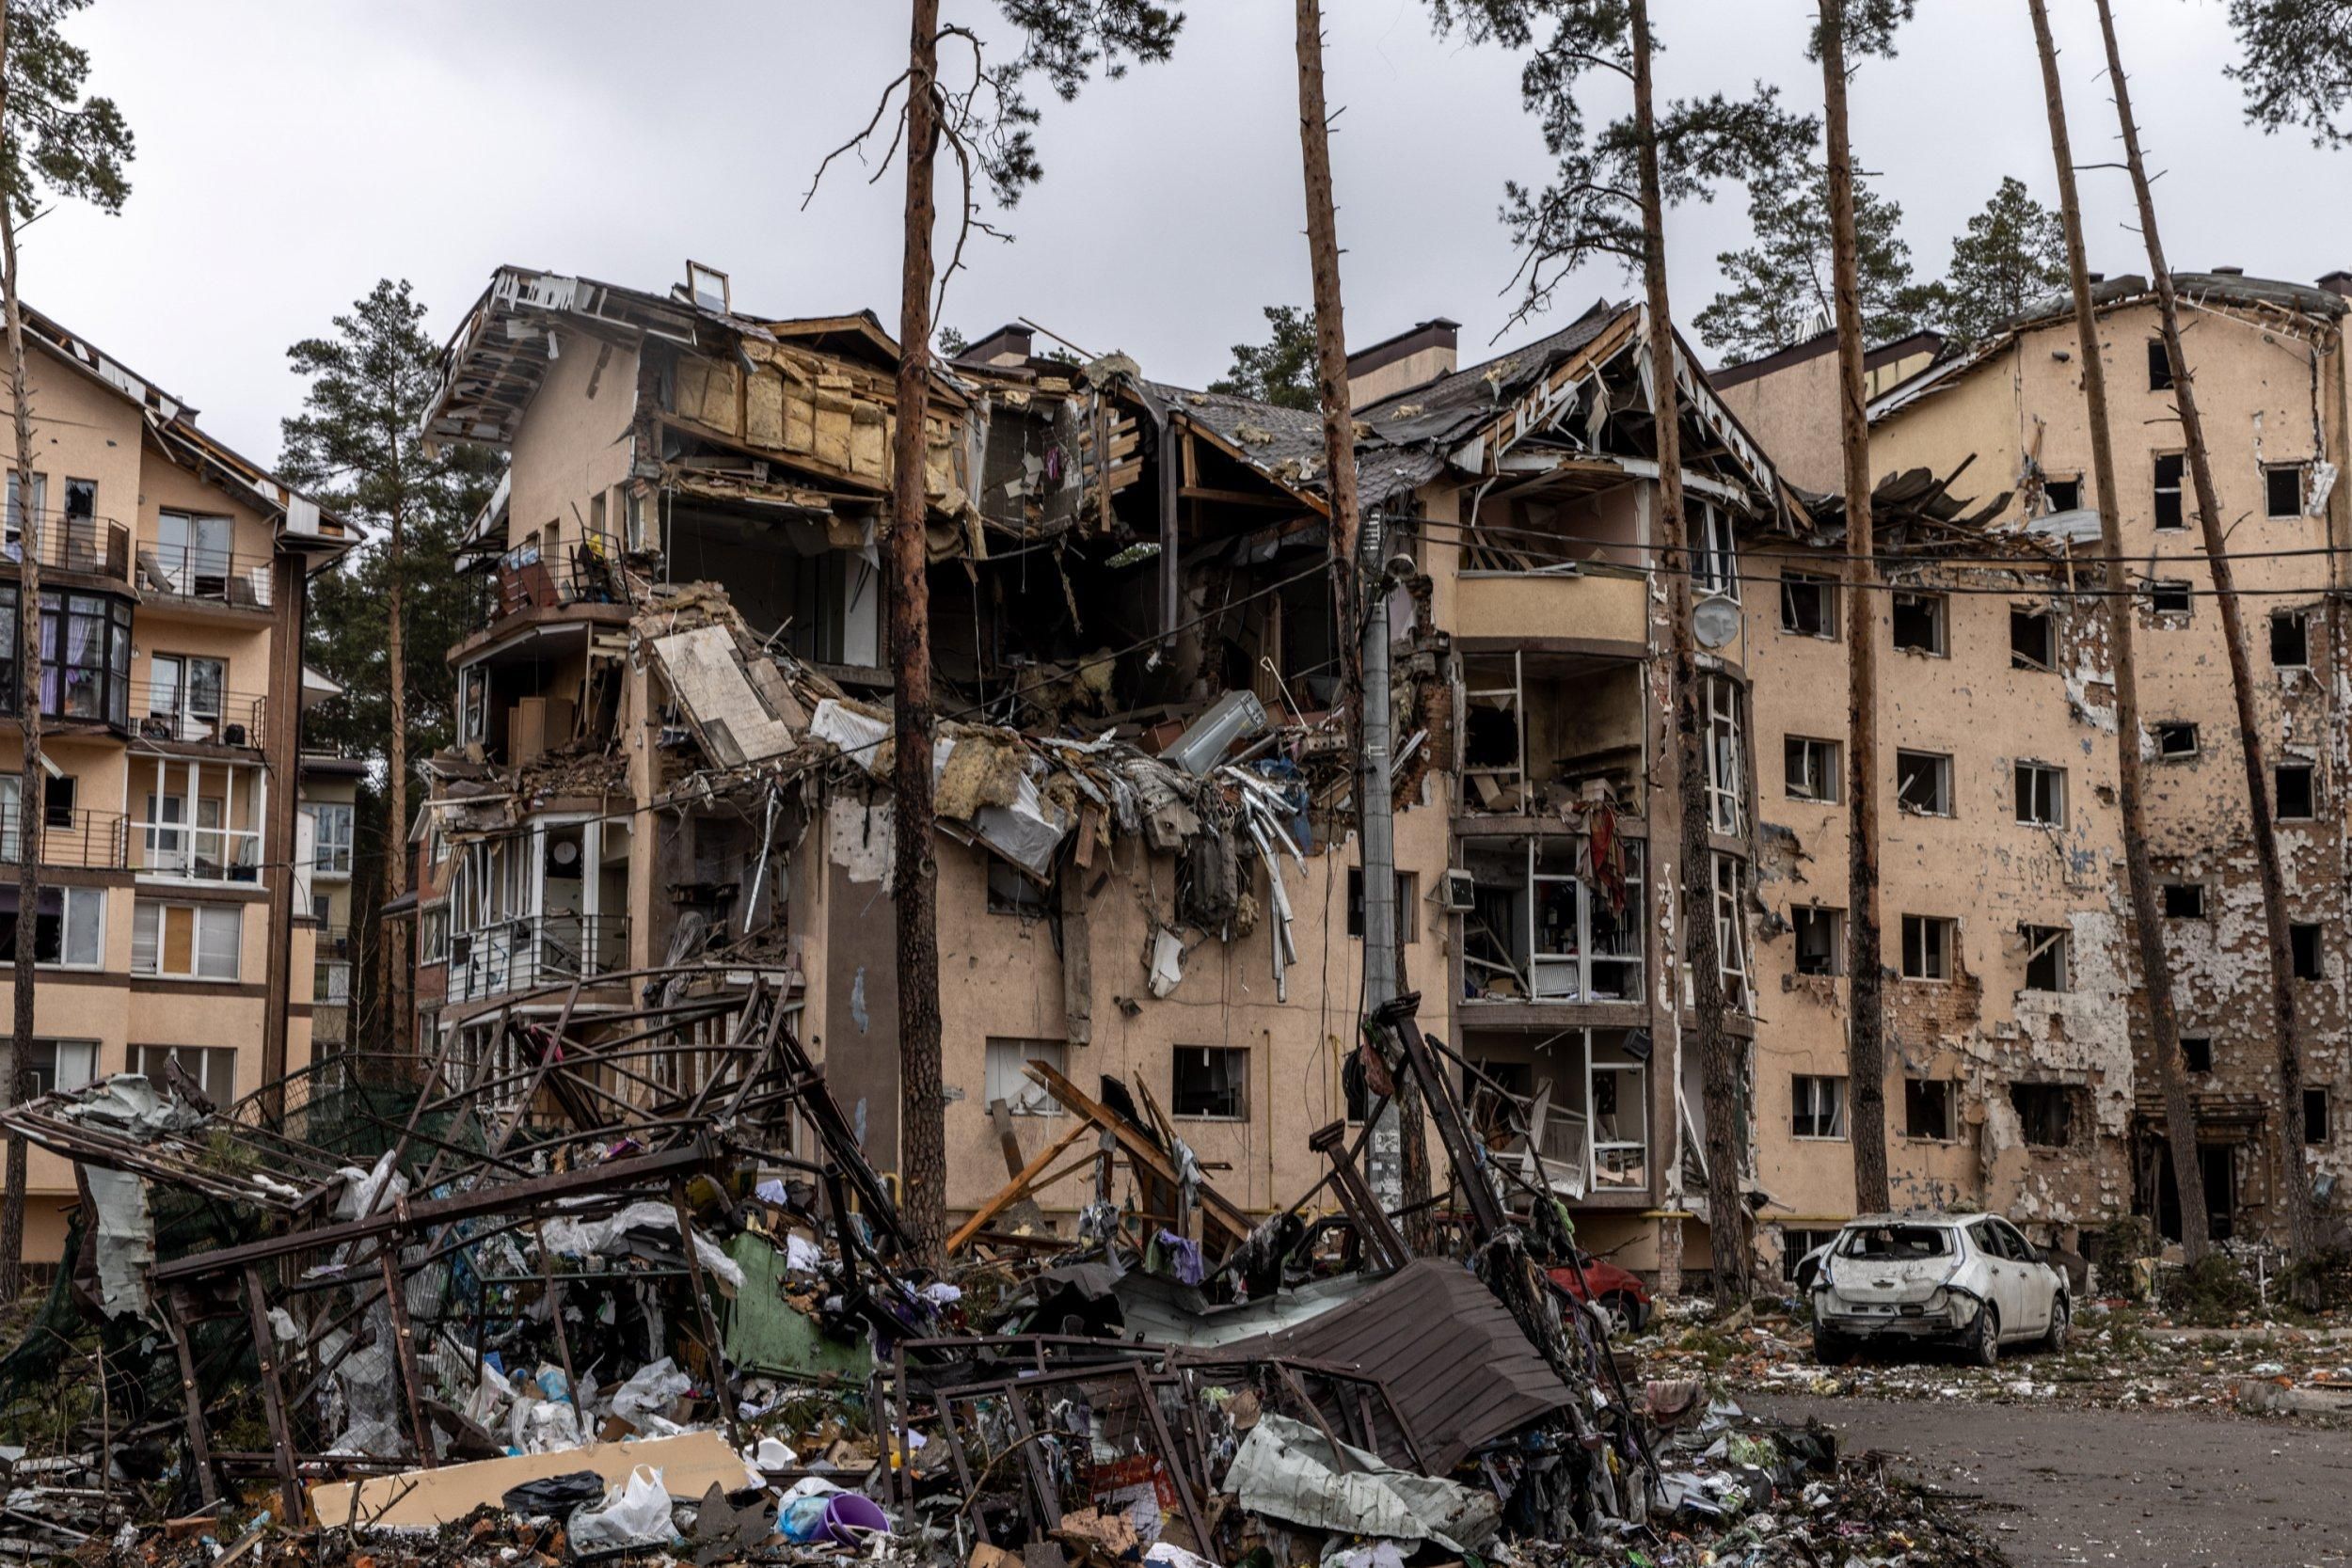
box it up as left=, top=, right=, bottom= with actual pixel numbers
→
left=1022, top=1063, right=1254, bottom=1251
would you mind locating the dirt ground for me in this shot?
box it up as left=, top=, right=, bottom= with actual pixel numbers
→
left=1750, top=1392, right=2352, bottom=1568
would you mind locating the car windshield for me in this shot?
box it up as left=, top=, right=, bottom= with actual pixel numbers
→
left=1836, top=1224, right=1953, bottom=1260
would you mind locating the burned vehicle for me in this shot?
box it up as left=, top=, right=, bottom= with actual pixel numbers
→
left=1811, top=1212, right=2070, bottom=1366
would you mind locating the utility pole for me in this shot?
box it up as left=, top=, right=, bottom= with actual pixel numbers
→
left=1819, top=0, right=1890, bottom=1216
left=1358, top=510, right=1403, bottom=1206
left=2094, top=0, right=2312, bottom=1266
left=2027, top=0, right=2211, bottom=1260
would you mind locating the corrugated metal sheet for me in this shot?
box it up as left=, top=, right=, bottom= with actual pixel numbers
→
left=1184, top=1259, right=1576, bottom=1473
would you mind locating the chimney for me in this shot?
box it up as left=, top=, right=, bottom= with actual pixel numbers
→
left=2319, top=271, right=2352, bottom=298
left=1345, top=318, right=1461, bottom=406
left=2212, top=265, right=2246, bottom=277
left=961, top=323, right=1035, bottom=366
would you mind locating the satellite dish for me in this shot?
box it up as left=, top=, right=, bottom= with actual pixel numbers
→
left=549, top=839, right=582, bottom=870
left=1693, top=596, right=1741, bottom=649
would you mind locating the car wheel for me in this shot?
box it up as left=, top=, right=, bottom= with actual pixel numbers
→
left=1967, top=1303, right=1999, bottom=1369
left=2042, top=1295, right=2070, bottom=1354
left=1597, top=1291, right=1642, bottom=1336
left=1812, top=1325, right=1851, bottom=1365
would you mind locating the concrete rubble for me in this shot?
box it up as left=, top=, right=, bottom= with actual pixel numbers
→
left=0, top=976, right=2004, bottom=1565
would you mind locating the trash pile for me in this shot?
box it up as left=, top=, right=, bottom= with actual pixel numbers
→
left=0, top=982, right=2008, bottom=1566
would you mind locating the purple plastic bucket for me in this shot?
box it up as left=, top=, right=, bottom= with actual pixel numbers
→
left=823, top=1492, right=890, bottom=1544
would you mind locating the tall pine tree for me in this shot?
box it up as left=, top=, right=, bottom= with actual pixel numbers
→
left=1933, top=176, right=2067, bottom=347
left=0, top=0, right=130, bottom=1296
left=279, top=281, right=501, bottom=1061
left=810, top=1, right=1182, bottom=1263
left=1696, top=165, right=1932, bottom=361
left=2229, top=0, right=2352, bottom=145
left=1208, top=305, right=1319, bottom=409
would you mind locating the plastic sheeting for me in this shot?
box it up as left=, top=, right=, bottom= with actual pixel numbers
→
left=1223, top=1414, right=1501, bottom=1553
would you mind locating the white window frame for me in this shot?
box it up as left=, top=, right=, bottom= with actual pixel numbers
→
left=1784, top=736, right=1840, bottom=803
left=1778, top=571, right=1837, bottom=638
left=132, top=899, right=240, bottom=981
left=1695, top=501, right=1740, bottom=603
left=984, top=1037, right=1066, bottom=1115
left=1895, top=750, right=1953, bottom=816
left=311, top=802, right=355, bottom=876
left=1891, top=590, right=1947, bottom=656
left=1901, top=913, right=1954, bottom=981
left=1704, top=675, right=1745, bottom=835
left=130, top=1043, right=236, bottom=1101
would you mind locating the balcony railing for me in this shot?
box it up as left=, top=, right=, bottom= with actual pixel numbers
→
left=446, top=913, right=628, bottom=1005
left=131, top=816, right=263, bottom=882
left=485, top=534, right=621, bottom=627
left=4, top=514, right=133, bottom=584
left=135, top=685, right=267, bottom=750
left=0, top=806, right=128, bottom=868
left=133, top=543, right=275, bottom=610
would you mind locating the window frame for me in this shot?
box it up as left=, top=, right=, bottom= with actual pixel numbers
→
left=129, top=1043, right=236, bottom=1102
left=1778, top=570, right=1839, bottom=639
left=2147, top=339, right=2173, bottom=392
left=2181, top=1036, right=2214, bottom=1073
left=2275, top=762, right=2318, bottom=821
left=27, top=1038, right=98, bottom=1099
left=1894, top=749, right=1953, bottom=816
left=2162, top=881, right=2207, bottom=919
left=2009, top=1082, right=2080, bottom=1148
left=1345, top=868, right=1420, bottom=943
left=1792, top=905, right=1844, bottom=977
left=0, top=884, right=104, bottom=970
left=2153, top=451, right=2185, bottom=531
left=2043, top=476, right=2082, bottom=513
left=2305, top=1086, right=2331, bottom=1146
left=2147, top=579, right=2193, bottom=615
left=2010, top=607, right=2056, bottom=672
left=1903, top=1077, right=1958, bottom=1142
left=2014, top=760, right=2067, bottom=827
left=1900, top=913, right=1954, bottom=981
left=131, top=898, right=241, bottom=981
left=2272, top=610, right=2312, bottom=668
left=1791, top=1073, right=1849, bottom=1140
left=310, top=802, right=356, bottom=876
left=1784, top=735, right=1841, bottom=804
left=2265, top=462, right=2307, bottom=519
left=2020, top=922, right=2070, bottom=992
left=1890, top=590, right=1947, bottom=657
left=982, top=1037, right=1066, bottom=1116
left=2292, top=923, right=2323, bottom=981
left=1171, top=1044, right=1249, bottom=1121
left=2153, top=721, right=2200, bottom=759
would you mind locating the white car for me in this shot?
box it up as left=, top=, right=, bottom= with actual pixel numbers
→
left=1811, top=1212, right=2070, bottom=1366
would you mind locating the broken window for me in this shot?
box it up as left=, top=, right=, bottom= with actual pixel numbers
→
left=2010, top=1083, right=2080, bottom=1148
left=2154, top=721, right=2200, bottom=759
left=1792, top=906, right=1843, bottom=976
left=983, top=1037, right=1064, bottom=1115
left=130, top=1044, right=234, bottom=1103
left=1346, top=868, right=1419, bottom=942
left=2306, top=1087, right=2331, bottom=1145
left=1780, top=1227, right=1840, bottom=1280
left=2293, top=923, right=2323, bottom=980
left=1467, top=838, right=1645, bottom=1005
left=1900, top=914, right=1954, bottom=980
left=2162, top=881, right=2206, bottom=919
left=2276, top=762, right=2317, bottom=820
left=1791, top=1074, right=1848, bottom=1139
left=1779, top=571, right=1838, bottom=637
left=2272, top=610, right=2310, bottom=668
left=2182, top=1036, right=2214, bottom=1072
left=2147, top=579, right=2192, bottom=615
left=1891, top=591, right=1947, bottom=656
left=2147, top=339, right=2173, bottom=391
left=1785, top=736, right=1840, bottom=803
left=2015, top=761, right=2066, bottom=826
left=1713, top=853, right=1752, bottom=1011
left=1904, top=1078, right=1957, bottom=1141
left=2153, top=452, right=2185, bottom=531
left=1695, top=502, right=1740, bottom=602
left=1171, top=1046, right=1248, bottom=1120
left=2044, top=476, right=2081, bottom=513
left=1705, top=675, right=1746, bottom=835
left=2010, top=607, right=2055, bottom=672
left=2266, top=462, right=2306, bottom=519
left=986, top=859, right=1048, bottom=916
left=2020, top=923, right=2069, bottom=991
left=1895, top=750, right=1952, bottom=816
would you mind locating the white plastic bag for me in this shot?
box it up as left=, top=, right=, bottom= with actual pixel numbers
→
left=568, top=1465, right=675, bottom=1554
left=609, top=1356, right=693, bottom=1426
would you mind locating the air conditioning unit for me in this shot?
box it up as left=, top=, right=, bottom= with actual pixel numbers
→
left=221, top=722, right=247, bottom=748
left=1441, top=869, right=1478, bottom=912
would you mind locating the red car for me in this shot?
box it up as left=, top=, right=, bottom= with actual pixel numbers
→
left=1547, top=1251, right=1653, bottom=1333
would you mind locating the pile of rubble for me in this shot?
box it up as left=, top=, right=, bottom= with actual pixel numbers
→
left=0, top=971, right=2003, bottom=1565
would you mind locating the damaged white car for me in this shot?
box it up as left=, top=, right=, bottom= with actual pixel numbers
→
left=1811, top=1212, right=2069, bottom=1367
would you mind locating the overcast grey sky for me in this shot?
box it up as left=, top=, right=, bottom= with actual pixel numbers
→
left=24, top=0, right=2349, bottom=464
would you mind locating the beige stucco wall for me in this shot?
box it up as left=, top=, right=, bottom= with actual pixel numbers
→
left=506, top=332, right=640, bottom=555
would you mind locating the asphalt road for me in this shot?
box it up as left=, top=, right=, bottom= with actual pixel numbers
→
left=1751, top=1394, right=2352, bottom=1568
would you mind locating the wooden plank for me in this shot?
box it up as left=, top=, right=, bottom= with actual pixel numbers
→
left=946, top=1117, right=1093, bottom=1255
left=1022, top=1064, right=1254, bottom=1250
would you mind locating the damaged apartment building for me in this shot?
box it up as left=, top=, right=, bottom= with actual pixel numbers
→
left=406, top=263, right=1810, bottom=1290
left=1721, top=267, right=2352, bottom=1272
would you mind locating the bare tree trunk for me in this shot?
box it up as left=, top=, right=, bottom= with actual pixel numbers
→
left=385, top=501, right=408, bottom=1058
left=0, top=0, right=40, bottom=1301
left=1629, top=0, right=1745, bottom=1309
left=1293, top=0, right=1362, bottom=647
left=1820, top=0, right=1889, bottom=1216
left=2095, top=0, right=2311, bottom=1267
left=892, top=0, right=947, bottom=1265
left=2028, top=0, right=2211, bottom=1261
